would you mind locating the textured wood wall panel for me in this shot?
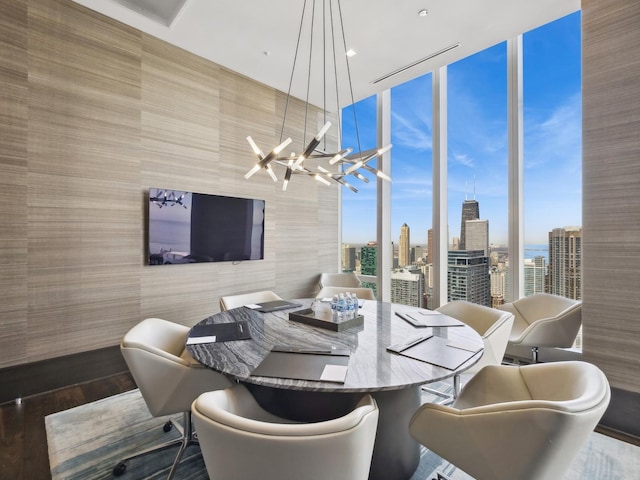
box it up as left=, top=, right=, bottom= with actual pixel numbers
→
left=0, top=0, right=29, bottom=366
left=582, top=0, right=640, bottom=392
left=139, top=33, right=224, bottom=324
left=0, top=0, right=338, bottom=368
left=24, top=0, right=142, bottom=362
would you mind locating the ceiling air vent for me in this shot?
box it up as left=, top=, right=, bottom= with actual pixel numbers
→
left=372, top=43, right=460, bottom=84
left=110, top=0, right=188, bottom=27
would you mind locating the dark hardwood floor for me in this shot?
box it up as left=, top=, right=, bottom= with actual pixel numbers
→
left=0, top=372, right=135, bottom=480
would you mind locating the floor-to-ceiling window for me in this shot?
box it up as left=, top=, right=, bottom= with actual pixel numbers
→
left=390, top=74, right=432, bottom=307
left=341, top=95, right=378, bottom=290
left=448, top=43, right=508, bottom=308
left=341, top=13, right=581, bottom=320
left=523, top=11, right=582, bottom=346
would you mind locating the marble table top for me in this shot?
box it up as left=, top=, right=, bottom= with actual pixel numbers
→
left=187, top=299, right=483, bottom=393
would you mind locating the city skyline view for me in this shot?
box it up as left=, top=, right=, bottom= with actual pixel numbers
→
left=341, top=11, right=581, bottom=247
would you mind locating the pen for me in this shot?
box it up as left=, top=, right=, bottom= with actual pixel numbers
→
left=272, top=346, right=334, bottom=354
left=397, top=335, right=430, bottom=351
left=294, top=349, right=333, bottom=354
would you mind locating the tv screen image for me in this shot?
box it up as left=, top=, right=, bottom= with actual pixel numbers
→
left=148, top=188, right=265, bottom=265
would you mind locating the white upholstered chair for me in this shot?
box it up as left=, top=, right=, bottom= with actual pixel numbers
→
left=498, top=293, right=582, bottom=362
left=192, top=384, right=379, bottom=480
left=219, top=290, right=282, bottom=311
left=319, top=272, right=362, bottom=288
left=317, top=286, right=376, bottom=300
left=437, top=301, right=514, bottom=374
left=424, top=301, right=513, bottom=401
left=409, top=361, right=610, bottom=480
left=114, top=317, right=232, bottom=479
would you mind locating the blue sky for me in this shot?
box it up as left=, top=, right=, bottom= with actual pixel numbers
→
left=341, top=12, right=581, bottom=246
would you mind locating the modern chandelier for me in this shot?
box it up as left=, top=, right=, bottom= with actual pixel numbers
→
left=244, top=0, right=392, bottom=193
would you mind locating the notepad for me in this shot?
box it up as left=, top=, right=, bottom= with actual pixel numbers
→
left=251, top=347, right=350, bottom=383
left=395, top=311, right=465, bottom=328
left=388, top=335, right=481, bottom=370
left=186, top=321, right=251, bottom=345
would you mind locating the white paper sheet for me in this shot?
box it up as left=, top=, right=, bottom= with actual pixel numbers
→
left=320, top=364, right=348, bottom=383
left=186, top=335, right=217, bottom=345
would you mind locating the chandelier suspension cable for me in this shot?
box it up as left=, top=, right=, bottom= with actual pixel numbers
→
left=329, top=0, right=339, bottom=152
left=322, top=0, right=327, bottom=150
left=302, top=0, right=316, bottom=145
left=336, top=0, right=364, bottom=162
left=279, top=0, right=308, bottom=144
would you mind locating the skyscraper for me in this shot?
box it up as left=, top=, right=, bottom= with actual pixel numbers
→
left=447, top=250, right=490, bottom=306
left=465, top=219, right=489, bottom=256
left=459, top=199, right=480, bottom=250
left=399, top=223, right=410, bottom=267
left=524, top=256, right=546, bottom=296
left=490, top=266, right=507, bottom=307
left=360, top=243, right=377, bottom=275
left=391, top=269, right=424, bottom=308
left=341, top=244, right=356, bottom=272
left=360, top=242, right=378, bottom=296
left=411, top=245, right=424, bottom=264
left=548, top=227, right=582, bottom=300
left=427, top=228, right=433, bottom=264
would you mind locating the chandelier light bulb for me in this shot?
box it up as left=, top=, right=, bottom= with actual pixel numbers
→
left=244, top=163, right=262, bottom=179
left=266, top=164, right=278, bottom=182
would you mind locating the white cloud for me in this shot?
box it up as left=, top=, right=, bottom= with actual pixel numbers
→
left=525, top=92, right=581, bottom=170
left=451, top=152, right=475, bottom=167
left=391, top=110, right=432, bottom=151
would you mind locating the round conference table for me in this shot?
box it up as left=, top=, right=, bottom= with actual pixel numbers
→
left=187, top=299, right=483, bottom=480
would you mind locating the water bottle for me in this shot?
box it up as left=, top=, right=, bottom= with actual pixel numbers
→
left=345, top=293, right=354, bottom=319
left=331, top=295, right=339, bottom=320
left=351, top=292, right=359, bottom=317
left=337, top=293, right=347, bottom=320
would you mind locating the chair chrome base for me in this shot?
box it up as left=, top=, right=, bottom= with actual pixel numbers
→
left=421, top=374, right=460, bottom=405
left=113, top=410, right=197, bottom=479
left=531, top=346, right=539, bottom=363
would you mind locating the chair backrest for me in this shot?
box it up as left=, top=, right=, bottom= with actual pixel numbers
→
left=121, top=318, right=231, bottom=416
left=193, top=384, right=379, bottom=480
left=319, top=272, right=362, bottom=288
left=317, top=286, right=376, bottom=300
left=436, top=300, right=514, bottom=373
left=219, top=290, right=282, bottom=311
left=409, top=361, right=610, bottom=480
left=500, top=293, right=582, bottom=347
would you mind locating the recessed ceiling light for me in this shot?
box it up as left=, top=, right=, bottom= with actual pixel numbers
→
left=418, top=9, right=429, bottom=17
left=346, top=49, right=357, bottom=57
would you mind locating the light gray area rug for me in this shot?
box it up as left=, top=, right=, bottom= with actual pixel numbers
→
left=46, top=388, right=640, bottom=480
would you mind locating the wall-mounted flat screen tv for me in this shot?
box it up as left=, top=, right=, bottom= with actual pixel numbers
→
left=148, top=188, right=265, bottom=265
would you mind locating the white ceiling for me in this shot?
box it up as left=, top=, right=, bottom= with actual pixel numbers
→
left=72, top=0, right=580, bottom=110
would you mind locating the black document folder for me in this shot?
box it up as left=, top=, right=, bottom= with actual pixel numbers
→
left=387, top=335, right=481, bottom=370
left=186, top=321, right=251, bottom=345
left=254, top=300, right=302, bottom=313
left=251, top=347, right=350, bottom=383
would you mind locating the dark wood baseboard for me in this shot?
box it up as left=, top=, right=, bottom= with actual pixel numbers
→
left=0, top=345, right=128, bottom=405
